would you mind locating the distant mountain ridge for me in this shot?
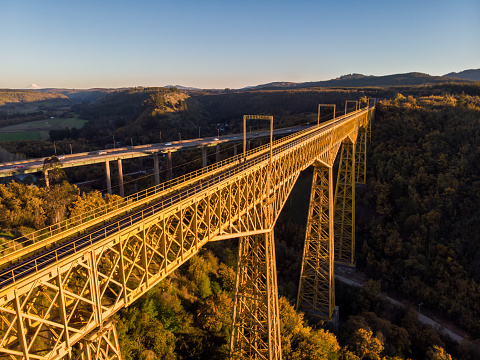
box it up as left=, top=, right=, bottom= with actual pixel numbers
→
left=444, top=68, right=480, bottom=81
left=246, top=72, right=475, bottom=90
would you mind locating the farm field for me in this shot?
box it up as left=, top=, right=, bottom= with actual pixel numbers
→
left=0, top=117, right=87, bottom=142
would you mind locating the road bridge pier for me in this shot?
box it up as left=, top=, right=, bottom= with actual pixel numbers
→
left=202, top=147, right=207, bottom=168
left=105, top=160, right=112, bottom=195
left=118, top=159, right=124, bottom=197
left=154, top=153, right=160, bottom=185
left=166, top=152, right=172, bottom=180
left=215, top=144, right=220, bottom=163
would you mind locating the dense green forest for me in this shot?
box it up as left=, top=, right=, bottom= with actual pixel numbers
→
left=356, top=94, right=480, bottom=337
left=2, top=86, right=480, bottom=359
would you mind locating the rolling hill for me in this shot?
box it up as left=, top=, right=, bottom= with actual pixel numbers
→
left=247, top=72, right=473, bottom=90
left=444, top=68, right=480, bottom=81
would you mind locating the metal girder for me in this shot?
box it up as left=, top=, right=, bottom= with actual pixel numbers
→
left=0, top=108, right=375, bottom=359
left=333, top=140, right=356, bottom=266
left=230, top=231, right=281, bottom=360
left=296, top=162, right=335, bottom=320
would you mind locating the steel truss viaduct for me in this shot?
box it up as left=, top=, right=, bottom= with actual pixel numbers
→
left=0, top=105, right=374, bottom=360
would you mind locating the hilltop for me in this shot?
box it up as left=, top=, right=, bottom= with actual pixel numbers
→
left=444, top=68, right=480, bottom=81
left=247, top=72, right=473, bottom=90
left=0, top=89, right=68, bottom=107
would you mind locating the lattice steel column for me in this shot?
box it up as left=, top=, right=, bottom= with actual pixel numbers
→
left=334, top=140, right=355, bottom=265
left=355, top=128, right=367, bottom=184
left=230, top=231, right=281, bottom=360
left=296, top=163, right=334, bottom=320
left=75, top=321, right=121, bottom=360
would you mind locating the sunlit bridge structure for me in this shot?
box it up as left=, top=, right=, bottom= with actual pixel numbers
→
left=0, top=103, right=374, bottom=360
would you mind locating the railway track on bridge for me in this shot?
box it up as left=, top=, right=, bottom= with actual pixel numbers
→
left=0, top=112, right=351, bottom=289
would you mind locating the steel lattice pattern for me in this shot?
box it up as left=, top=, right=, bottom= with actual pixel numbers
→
left=0, top=108, right=374, bottom=359
left=296, top=163, right=335, bottom=320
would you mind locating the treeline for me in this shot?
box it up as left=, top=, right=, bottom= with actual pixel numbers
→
left=0, top=181, right=121, bottom=239
left=356, top=94, right=480, bottom=338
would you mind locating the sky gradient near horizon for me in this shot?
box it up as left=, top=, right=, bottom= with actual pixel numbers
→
left=1, top=0, right=479, bottom=89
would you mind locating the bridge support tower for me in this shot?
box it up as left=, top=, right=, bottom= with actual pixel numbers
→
left=230, top=230, right=282, bottom=360
left=355, top=127, right=367, bottom=185
left=296, top=161, right=335, bottom=320
left=334, top=139, right=356, bottom=266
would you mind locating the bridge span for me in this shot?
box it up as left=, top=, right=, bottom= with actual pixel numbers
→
left=0, top=105, right=374, bottom=360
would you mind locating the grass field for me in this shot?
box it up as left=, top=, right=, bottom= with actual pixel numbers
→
left=0, top=132, right=41, bottom=142
left=0, top=117, right=88, bottom=142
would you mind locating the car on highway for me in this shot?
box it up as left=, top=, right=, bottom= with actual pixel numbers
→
left=58, top=156, right=65, bottom=160
left=165, top=143, right=172, bottom=146
left=13, top=165, right=25, bottom=169
left=214, top=138, right=219, bottom=141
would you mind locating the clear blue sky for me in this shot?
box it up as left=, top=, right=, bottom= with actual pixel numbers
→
left=1, top=0, right=479, bottom=89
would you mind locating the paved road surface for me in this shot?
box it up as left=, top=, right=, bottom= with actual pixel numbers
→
left=335, top=274, right=464, bottom=343
left=0, top=126, right=306, bottom=178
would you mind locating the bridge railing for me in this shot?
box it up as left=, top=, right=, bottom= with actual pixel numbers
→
left=0, top=107, right=373, bottom=289
left=0, top=115, right=336, bottom=267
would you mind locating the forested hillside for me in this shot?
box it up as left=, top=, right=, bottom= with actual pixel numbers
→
left=0, top=89, right=68, bottom=107
left=357, top=94, right=480, bottom=338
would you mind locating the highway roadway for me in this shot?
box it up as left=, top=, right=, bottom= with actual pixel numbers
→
left=0, top=126, right=306, bottom=178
